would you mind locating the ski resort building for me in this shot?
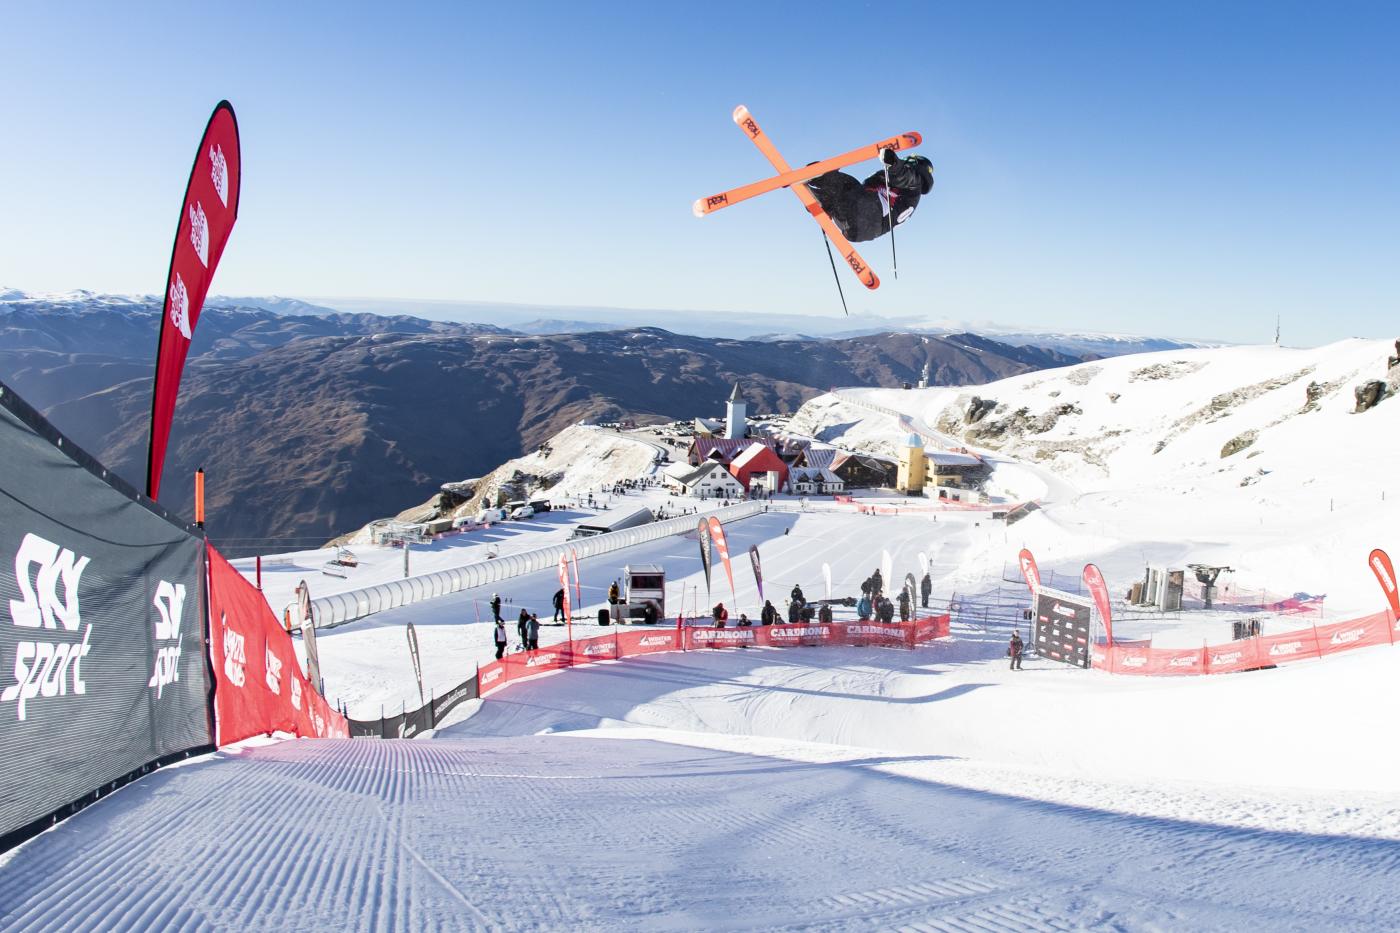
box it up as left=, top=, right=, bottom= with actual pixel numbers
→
left=661, top=460, right=746, bottom=499
left=729, top=442, right=789, bottom=493
left=896, top=433, right=929, bottom=494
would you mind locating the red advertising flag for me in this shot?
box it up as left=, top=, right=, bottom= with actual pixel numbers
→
left=707, top=516, right=737, bottom=609
left=147, top=101, right=242, bottom=500
left=1369, top=549, right=1399, bottom=621
left=1083, top=563, right=1115, bottom=646
left=1018, top=548, right=1041, bottom=595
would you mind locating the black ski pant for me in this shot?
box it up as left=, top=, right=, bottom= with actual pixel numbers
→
left=1010, top=655, right=1022, bottom=671
left=807, top=171, right=888, bottom=242
left=495, top=643, right=506, bottom=660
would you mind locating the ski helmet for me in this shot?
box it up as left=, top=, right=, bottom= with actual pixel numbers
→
left=905, top=155, right=934, bottom=194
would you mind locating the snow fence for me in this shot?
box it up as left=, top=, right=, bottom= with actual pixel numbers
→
left=306, top=502, right=766, bottom=630
left=347, top=614, right=951, bottom=738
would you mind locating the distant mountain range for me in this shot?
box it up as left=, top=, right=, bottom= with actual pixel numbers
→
left=0, top=289, right=1095, bottom=549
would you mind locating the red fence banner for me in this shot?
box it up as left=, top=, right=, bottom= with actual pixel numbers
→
left=845, top=622, right=911, bottom=648
left=768, top=623, right=842, bottom=647
left=688, top=627, right=759, bottom=649
left=616, top=629, right=680, bottom=657
left=148, top=102, right=242, bottom=500
left=1313, top=611, right=1393, bottom=654
left=1083, top=563, right=1114, bottom=646
left=708, top=516, right=737, bottom=610
left=1370, top=548, right=1399, bottom=621
left=1018, top=549, right=1040, bottom=595
left=206, top=545, right=347, bottom=744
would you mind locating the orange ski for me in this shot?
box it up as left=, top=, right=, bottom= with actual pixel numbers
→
left=731, top=105, right=879, bottom=290
left=693, top=130, right=921, bottom=217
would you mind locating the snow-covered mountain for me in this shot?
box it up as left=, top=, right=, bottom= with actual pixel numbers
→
left=792, top=338, right=1400, bottom=610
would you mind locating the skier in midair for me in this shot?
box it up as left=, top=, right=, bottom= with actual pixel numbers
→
left=805, top=149, right=934, bottom=243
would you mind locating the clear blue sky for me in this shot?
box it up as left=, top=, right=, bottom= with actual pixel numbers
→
left=1, top=1, right=1395, bottom=345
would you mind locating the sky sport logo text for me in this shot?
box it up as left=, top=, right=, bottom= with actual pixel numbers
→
left=2, top=533, right=94, bottom=720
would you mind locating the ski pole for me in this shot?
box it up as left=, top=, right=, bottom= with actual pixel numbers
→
left=821, top=233, right=850, bottom=316
left=882, top=152, right=898, bottom=280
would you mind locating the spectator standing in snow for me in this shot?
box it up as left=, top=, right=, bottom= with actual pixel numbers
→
left=491, top=593, right=503, bottom=623
left=712, top=603, right=729, bottom=628
left=1008, top=631, right=1024, bottom=671
left=790, top=584, right=805, bottom=605
left=878, top=597, right=895, bottom=624
left=493, top=621, right=508, bottom=660
left=737, top=613, right=752, bottom=627
left=552, top=588, right=565, bottom=622
left=517, top=608, right=530, bottom=648
left=608, top=581, right=620, bottom=605
left=787, top=600, right=802, bottom=624
left=857, top=594, right=872, bottom=621
left=760, top=600, right=777, bottom=625
left=818, top=603, right=833, bottom=624
left=920, top=572, right=932, bottom=609
left=870, top=569, right=883, bottom=598
left=526, top=614, right=541, bottom=651
left=897, top=589, right=911, bottom=622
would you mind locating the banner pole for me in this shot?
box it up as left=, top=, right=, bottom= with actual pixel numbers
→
left=194, top=467, right=205, bottom=528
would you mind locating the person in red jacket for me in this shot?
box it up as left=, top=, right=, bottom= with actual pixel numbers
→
left=712, top=603, right=729, bottom=628
left=1008, top=631, right=1024, bottom=671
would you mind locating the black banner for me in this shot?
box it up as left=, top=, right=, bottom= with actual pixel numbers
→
left=346, top=674, right=480, bottom=739
left=0, top=382, right=212, bottom=843
left=1034, top=591, right=1092, bottom=668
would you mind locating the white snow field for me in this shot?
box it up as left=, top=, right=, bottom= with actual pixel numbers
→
left=5, top=340, right=1400, bottom=929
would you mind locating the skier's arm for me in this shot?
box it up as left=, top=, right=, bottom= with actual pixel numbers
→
left=866, top=153, right=922, bottom=191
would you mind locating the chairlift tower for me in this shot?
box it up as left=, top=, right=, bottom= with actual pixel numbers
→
left=1186, top=563, right=1233, bottom=610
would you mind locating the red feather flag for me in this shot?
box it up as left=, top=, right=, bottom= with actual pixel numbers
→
left=147, top=101, right=241, bottom=500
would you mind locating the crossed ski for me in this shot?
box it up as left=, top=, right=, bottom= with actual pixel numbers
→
left=696, top=105, right=924, bottom=292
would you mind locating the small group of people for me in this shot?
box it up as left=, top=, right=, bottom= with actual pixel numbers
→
left=857, top=592, right=896, bottom=623
left=710, top=603, right=755, bottom=628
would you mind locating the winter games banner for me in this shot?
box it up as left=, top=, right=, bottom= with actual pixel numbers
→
left=147, top=101, right=242, bottom=500
left=0, top=383, right=211, bottom=843
left=1034, top=591, right=1092, bottom=668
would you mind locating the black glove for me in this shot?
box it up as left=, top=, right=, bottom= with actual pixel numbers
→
left=881, top=147, right=900, bottom=168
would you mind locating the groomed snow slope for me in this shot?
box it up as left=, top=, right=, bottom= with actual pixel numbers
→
left=4, top=641, right=1399, bottom=931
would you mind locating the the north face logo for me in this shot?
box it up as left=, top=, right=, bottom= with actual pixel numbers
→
left=209, top=144, right=229, bottom=207
left=265, top=645, right=283, bottom=694
left=188, top=202, right=209, bottom=268
left=168, top=273, right=191, bottom=340
left=222, top=620, right=246, bottom=687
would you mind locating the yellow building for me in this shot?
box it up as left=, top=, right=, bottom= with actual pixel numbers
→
left=896, top=432, right=927, bottom=494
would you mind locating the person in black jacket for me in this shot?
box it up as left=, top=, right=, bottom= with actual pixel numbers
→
left=806, top=150, right=934, bottom=243
left=1008, top=631, right=1024, bottom=671
left=516, top=608, right=529, bottom=648
left=920, top=572, right=932, bottom=609
left=552, top=588, right=565, bottom=622
left=760, top=600, right=777, bottom=625
left=817, top=603, right=833, bottom=624
left=897, top=589, right=911, bottom=622
left=491, top=593, right=503, bottom=623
